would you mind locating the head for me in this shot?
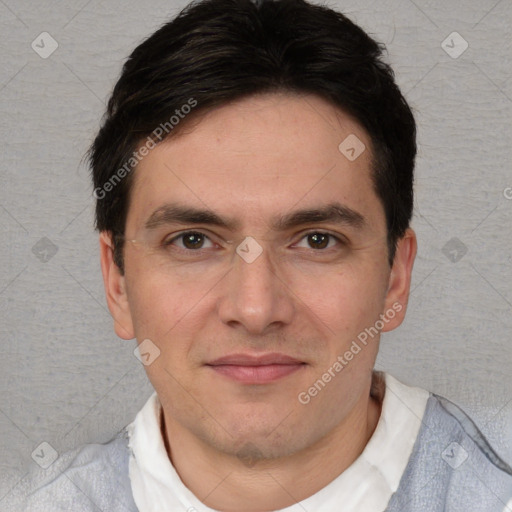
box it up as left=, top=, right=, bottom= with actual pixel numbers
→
left=92, top=0, right=417, bottom=461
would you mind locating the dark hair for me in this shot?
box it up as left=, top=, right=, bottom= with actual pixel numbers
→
left=89, top=0, right=416, bottom=272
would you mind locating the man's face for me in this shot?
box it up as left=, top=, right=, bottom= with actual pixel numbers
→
left=103, top=93, right=414, bottom=460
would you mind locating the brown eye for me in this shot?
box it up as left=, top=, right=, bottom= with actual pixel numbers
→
left=307, top=233, right=330, bottom=249
left=294, top=231, right=345, bottom=251
left=182, top=232, right=205, bottom=249
left=165, top=231, right=214, bottom=250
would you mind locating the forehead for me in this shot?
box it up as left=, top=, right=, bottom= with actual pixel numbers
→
left=126, top=93, right=383, bottom=231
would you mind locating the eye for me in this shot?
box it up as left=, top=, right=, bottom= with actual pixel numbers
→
left=164, top=231, right=215, bottom=250
left=295, top=232, right=342, bottom=250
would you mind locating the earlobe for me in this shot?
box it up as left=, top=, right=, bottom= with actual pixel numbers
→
left=99, top=232, right=135, bottom=340
left=382, top=228, right=417, bottom=332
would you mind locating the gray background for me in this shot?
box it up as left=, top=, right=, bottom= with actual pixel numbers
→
left=1, top=0, right=511, bottom=503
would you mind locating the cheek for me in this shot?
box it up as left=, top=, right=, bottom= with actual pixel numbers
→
left=127, top=273, right=209, bottom=395
left=125, top=268, right=200, bottom=341
left=293, top=262, right=389, bottom=337
left=124, top=245, right=232, bottom=337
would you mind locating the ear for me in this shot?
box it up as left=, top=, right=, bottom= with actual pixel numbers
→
left=99, top=231, right=135, bottom=340
left=381, top=228, right=417, bottom=332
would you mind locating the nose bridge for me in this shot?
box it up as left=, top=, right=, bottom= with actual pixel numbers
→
left=236, top=239, right=276, bottom=292
left=218, top=237, right=294, bottom=333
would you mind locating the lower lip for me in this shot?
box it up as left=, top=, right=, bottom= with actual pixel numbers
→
left=209, top=363, right=304, bottom=384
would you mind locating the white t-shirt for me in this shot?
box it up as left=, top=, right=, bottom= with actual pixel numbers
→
left=127, top=372, right=430, bottom=512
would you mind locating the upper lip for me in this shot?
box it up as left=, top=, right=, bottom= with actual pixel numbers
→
left=207, top=353, right=304, bottom=366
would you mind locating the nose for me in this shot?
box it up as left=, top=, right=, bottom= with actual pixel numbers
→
left=217, top=241, right=295, bottom=335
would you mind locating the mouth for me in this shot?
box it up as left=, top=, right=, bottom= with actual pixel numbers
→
left=206, top=353, right=307, bottom=384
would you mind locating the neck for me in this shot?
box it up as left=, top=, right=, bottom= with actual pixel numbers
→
left=161, top=376, right=383, bottom=512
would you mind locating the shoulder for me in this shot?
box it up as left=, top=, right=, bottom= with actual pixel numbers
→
left=1, top=429, right=138, bottom=512
left=387, top=393, right=512, bottom=512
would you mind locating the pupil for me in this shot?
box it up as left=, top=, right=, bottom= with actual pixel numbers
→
left=184, top=233, right=203, bottom=249
left=309, top=233, right=328, bottom=249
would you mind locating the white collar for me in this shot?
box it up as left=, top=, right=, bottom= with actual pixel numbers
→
left=127, top=372, right=429, bottom=512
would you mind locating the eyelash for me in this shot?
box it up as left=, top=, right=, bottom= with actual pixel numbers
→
left=162, top=230, right=346, bottom=252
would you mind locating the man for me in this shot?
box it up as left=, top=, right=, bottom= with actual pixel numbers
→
left=5, top=0, right=512, bottom=510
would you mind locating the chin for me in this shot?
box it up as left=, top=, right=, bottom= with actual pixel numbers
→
left=215, top=414, right=313, bottom=461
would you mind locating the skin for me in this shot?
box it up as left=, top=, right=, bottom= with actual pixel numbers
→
left=100, top=92, right=416, bottom=511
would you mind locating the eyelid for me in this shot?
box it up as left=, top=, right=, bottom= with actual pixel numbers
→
left=159, top=228, right=232, bottom=253
left=163, top=230, right=219, bottom=248
left=292, top=229, right=348, bottom=247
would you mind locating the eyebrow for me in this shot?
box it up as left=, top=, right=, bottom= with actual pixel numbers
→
left=275, top=203, right=365, bottom=231
left=145, top=205, right=238, bottom=230
left=144, top=202, right=366, bottom=231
